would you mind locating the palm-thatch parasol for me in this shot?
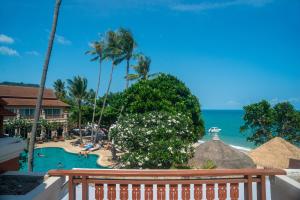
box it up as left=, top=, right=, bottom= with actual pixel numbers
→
left=249, top=137, right=300, bottom=169
left=188, top=140, right=256, bottom=169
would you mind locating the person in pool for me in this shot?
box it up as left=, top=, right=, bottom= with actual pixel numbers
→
left=57, top=162, right=64, bottom=168
left=37, top=153, right=45, bottom=157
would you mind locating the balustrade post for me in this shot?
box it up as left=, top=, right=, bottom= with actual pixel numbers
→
left=69, top=175, right=76, bottom=200
left=257, top=175, right=266, bottom=200
left=244, top=175, right=253, bottom=200
left=82, top=175, right=88, bottom=200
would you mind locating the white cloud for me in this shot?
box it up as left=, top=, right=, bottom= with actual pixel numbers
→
left=0, top=34, right=14, bottom=44
left=56, top=34, right=72, bottom=45
left=170, top=0, right=272, bottom=12
left=0, top=46, right=19, bottom=56
left=25, top=50, right=40, bottom=56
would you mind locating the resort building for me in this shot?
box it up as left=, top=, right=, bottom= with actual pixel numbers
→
left=0, top=85, right=69, bottom=136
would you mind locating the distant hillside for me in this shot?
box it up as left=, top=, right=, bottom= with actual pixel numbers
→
left=0, top=81, right=39, bottom=88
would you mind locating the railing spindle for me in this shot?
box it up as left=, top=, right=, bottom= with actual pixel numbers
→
left=257, top=175, right=266, bottom=200
left=230, top=183, right=239, bottom=200
left=81, top=176, right=88, bottom=200
left=68, top=175, right=75, bottom=200
left=244, top=175, right=253, bottom=200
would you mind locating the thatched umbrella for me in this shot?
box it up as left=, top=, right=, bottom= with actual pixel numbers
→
left=188, top=140, right=256, bottom=169
left=249, top=137, right=300, bottom=169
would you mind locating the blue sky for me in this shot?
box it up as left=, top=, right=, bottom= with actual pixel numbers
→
left=1, top=0, right=300, bottom=109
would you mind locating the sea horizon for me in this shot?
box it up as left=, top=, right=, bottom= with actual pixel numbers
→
left=201, top=109, right=254, bottom=150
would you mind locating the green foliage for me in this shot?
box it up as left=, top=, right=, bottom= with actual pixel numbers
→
left=0, top=81, right=39, bottom=87
left=122, top=73, right=205, bottom=139
left=110, top=111, right=196, bottom=169
left=241, top=100, right=300, bottom=146
left=95, top=92, right=124, bottom=128
left=53, top=79, right=67, bottom=101
left=201, top=160, right=217, bottom=169
left=127, top=54, right=153, bottom=81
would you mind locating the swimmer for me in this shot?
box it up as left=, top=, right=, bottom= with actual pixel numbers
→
left=37, top=153, right=45, bottom=157
left=57, top=162, right=63, bottom=168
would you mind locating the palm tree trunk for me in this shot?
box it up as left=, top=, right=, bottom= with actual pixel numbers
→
left=91, top=59, right=102, bottom=141
left=97, top=63, right=115, bottom=127
left=27, top=0, right=62, bottom=172
left=126, top=58, right=130, bottom=89
left=78, top=101, right=82, bottom=143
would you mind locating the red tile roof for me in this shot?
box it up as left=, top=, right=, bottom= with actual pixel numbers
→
left=0, top=85, right=56, bottom=99
left=0, top=85, right=69, bottom=108
left=1, top=98, right=69, bottom=107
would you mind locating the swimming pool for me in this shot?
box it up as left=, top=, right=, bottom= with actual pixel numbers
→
left=19, top=147, right=106, bottom=172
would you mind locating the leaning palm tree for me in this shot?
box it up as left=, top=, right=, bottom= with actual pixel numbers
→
left=118, top=28, right=136, bottom=89
left=97, top=30, right=124, bottom=129
left=28, top=0, right=62, bottom=172
left=53, top=79, right=66, bottom=100
left=67, top=76, right=88, bottom=143
left=127, top=54, right=152, bottom=81
left=86, top=39, right=106, bottom=139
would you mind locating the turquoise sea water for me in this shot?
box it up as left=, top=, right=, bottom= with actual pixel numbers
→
left=20, top=147, right=105, bottom=172
left=202, top=110, right=255, bottom=149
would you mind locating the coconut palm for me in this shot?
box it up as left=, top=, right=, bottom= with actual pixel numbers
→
left=86, top=39, right=105, bottom=139
left=127, top=54, right=152, bottom=81
left=67, top=76, right=88, bottom=143
left=97, top=31, right=124, bottom=129
left=118, top=28, right=136, bottom=89
left=28, top=0, right=62, bottom=172
left=53, top=79, right=66, bottom=100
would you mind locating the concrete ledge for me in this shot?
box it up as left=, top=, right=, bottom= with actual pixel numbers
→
left=0, top=171, right=66, bottom=200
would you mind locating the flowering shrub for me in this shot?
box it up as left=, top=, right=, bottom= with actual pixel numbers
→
left=110, top=111, right=197, bottom=169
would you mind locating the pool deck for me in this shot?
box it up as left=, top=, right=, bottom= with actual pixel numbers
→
left=35, top=139, right=115, bottom=168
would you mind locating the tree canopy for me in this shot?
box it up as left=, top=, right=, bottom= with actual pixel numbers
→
left=122, top=73, right=205, bottom=138
left=241, top=100, right=300, bottom=146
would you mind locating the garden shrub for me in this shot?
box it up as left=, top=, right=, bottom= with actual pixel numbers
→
left=110, top=111, right=197, bottom=169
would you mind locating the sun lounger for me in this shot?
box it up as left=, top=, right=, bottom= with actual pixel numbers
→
left=89, top=144, right=100, bottom=152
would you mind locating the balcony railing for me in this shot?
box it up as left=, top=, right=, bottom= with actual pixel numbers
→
left=48, top=168, right=285, bottom=200
left=45, top=114, right=65, bottom=119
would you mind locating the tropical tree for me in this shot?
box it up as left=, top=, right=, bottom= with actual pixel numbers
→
left=241, top=100, right=300, bottom=146
left=118, top=28, right=136, bottom=89
left=53, top=79, right=66, bottom=101
left=28, top=0, right=62, bottom=172
left=86, top=40, right=105, bottom=138
left=67, top=76, right=88, bottom=142
left=97, top=30, right=124, bottom=128
left=127, top=54, right=152, bottom=81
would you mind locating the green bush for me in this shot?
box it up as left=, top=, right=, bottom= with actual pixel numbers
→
left=110, top=111, right=197, bottom=169
left=123, top=74, right=204, bottom=139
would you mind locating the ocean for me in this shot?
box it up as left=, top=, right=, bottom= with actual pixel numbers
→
left=201, top=110, right=255, bottom=150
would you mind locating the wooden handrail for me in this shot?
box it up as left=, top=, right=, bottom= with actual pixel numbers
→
left=47, top=169, right=285, bottom=200
left=48, top=168, right=285, bottom=177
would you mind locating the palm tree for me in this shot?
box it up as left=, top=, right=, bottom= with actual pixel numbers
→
left=118, top=28, right=136, bottom=89
left=97, top=30, right=124, bottom=129
left=67, top=76, right=88, bottom=143
left=127, top=54, right=152, bottom=81
left=28, top=0, right=62, bottom=172
left=53, top=79, right=66, bottom=100
left=86, top=40, right=105, bottom=139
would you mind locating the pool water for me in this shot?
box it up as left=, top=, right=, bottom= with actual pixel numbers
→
left=19, top=147, right=106, bottom=172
